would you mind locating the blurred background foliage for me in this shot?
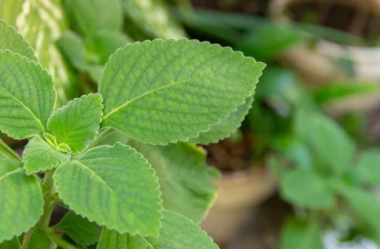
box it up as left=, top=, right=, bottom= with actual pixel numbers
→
left=2, top=0, right=380, bottom=248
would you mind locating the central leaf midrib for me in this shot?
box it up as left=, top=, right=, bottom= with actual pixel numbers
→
left=0, top=167, right=23, bottom=181
left=0, top=86, right=46, bottom=133
left=102, top=79, right=192, bottom=121
left=72, top=160, right=119, bottom=197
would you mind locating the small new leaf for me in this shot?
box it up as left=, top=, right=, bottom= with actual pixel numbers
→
left=0, top=19, right=37, bottom=61
left=56, top=143, right=72, bottom=154
left=47, top=94, right=103, bottom=153
left=98, top=210, right=218, bottom=249
left=54, top=143, right=162, bottom=236
left=0, top=50, right=56, bottom=139
left=23, top=136, right=71, bottom=175
left=43, top=133, right=58, bottom=147
left=54, top=212, right=102, bottom=245
left=0, top=159, right=43, bottom=243
left=100, top=39, right=265, bottom=145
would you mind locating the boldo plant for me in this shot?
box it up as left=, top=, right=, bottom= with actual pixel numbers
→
left=0, top=20, right=265, bottom=248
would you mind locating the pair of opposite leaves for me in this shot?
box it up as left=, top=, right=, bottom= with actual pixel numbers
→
left=0, top=19, right=265, bottom=248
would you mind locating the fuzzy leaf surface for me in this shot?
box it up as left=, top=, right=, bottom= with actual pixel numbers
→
left=54, top=211, right=102, bottom=245
left=47, top=94, right=103, bottom=153
left=100, top=39, right=265, bottom=145
left=0, top=50, right=55, bottom=139
left=129, top=141, right=219, bottom=223
left=98, top=210, right=218, bottom=249
left=189, top=96, right=253, bottom=144
left=25, top=228, right=53, bottom=249
left=0, top=19, right=36, bottom=61
left=54, top=143, right=162, bottom=236
left=0, top=159, right=43, bottom=243
left=23, top=136, right=71, bottom=175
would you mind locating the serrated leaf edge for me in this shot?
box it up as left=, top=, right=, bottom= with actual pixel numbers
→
left=0, top=50, right=57, bottom=139
left=53, top=142, right=164, bottom=236
left=23, top=136, right=72, bottom=175
left=46, top=93, right=104, bottom=153
left=99, top=39, right=265, bottom=146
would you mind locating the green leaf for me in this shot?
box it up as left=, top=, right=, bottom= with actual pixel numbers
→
left=0, top=19, right=37, bottom=61
left=100, top=39, right=265, bottom=145
left=281, top=218, right=323, bottom=249
left=0, top=0, right=75, bottom=106
left=0, top=237, right=20, bottom=249
left=295, top=110, right=355, bottom=174
left=189, top=96, right=253, bottom=144
left=43, top=133, right=58, bottom=147
left=54, top=143, right=162, bottom=236
left=129, top=141, right=220, bottom=223
left=0, top=139, right=20, bottom=161
left=56, top=143, right=72, bottom=153
left=314, top=80, right=380, bottom=105
left=47, top=94, right=103, bottom=153
left=98, top=210, right=218, bottom=249
left=25, top=228, right=53, bottom=249
left=92, top=31, right=132, bottom=64
left=280, top=168, right=335, bottom=210
left=355, top=150, right=380, bottom=186
left=0, top=50, right=56, bottom=139
left=337, top=184, right=380, bottom=240
left=23, top=136, right=71, bottom=175
left=64, top=0, right=123, bottom=38
left=122, top=0, right=186, bottom=39
left=54, top=211, right=102, bottom=245
left=57, top=31, right=87, bottom=71
left=0, top=158, right=43, bottom=243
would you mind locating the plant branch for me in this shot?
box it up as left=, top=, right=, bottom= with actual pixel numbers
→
left=37, top=170, right=56, bottom=228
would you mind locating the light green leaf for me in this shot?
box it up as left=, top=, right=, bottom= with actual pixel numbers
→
left=336, top=184, right=380, bottom=241
left=98, top=210, right=218, bottom=249
left=189, top=96, right=253, bottom=144
left=122, top=0, right=186, bottom=39
left=129, top=141, right=219, bottom=223
left=280, top=168, right=335, bottom=210
left=100, top=39, right=265, bottom=145
left=0, top=0, right=75, bottom=106
left=64, top=0, right=122, bottom=38
left=57, top=31, right=87, bottom=71
left=43, top=133, right=58, bottom=147
left=25, top=228, right=53, bottom=249
left=54, top=143, right=162, bottom=236
left=295, top=110, right=355, bottom=174
left=56, top=143, right=72, bottom=153
left=0, top=19, right=37, bottom=61
left=0, top=139, right=20, bottom=161
left=0, top=50, right=56, bottom=139
left=23, top=136, right=71, bottom=175
left=47, top=94, right=103, bottom=153
left=54, top=211, right=102, bottom=245
left=0, top=159, right=43, bottom=243
left=355, top=150, right=380, bottom=186
left=92, top=31, right=132, bottom=64
left=281, top=218, right=323, bottom=249
left=0, top=237, right=20, bottom=249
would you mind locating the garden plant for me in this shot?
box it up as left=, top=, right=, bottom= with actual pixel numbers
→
left=0, top=19, right=265, bottom=248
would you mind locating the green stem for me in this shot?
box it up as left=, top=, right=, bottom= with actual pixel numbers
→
left=87, top=127, right=114, bottom=149
left=37, top=171, right=56, bottom=228
left=49, top=233, right=78, bottom=249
